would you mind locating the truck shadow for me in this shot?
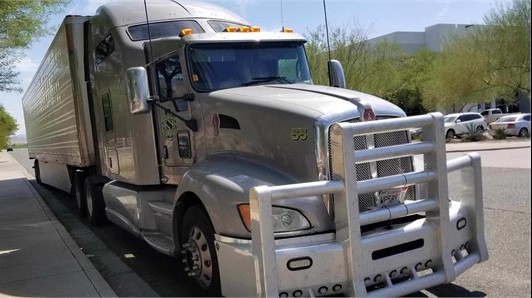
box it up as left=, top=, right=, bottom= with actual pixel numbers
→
left=406, top=283, right=486, bottom=297
left=29, top=180, right=195, bottom=297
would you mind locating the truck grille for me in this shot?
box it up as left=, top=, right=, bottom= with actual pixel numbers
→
left=329, top=123, right=415, bottom=212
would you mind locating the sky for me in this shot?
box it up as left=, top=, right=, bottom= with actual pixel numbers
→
left=1, top=0, right=512, bottom=136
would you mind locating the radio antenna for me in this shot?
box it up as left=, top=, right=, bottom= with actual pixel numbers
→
left=144, top=0, right=155, bottom=64
left=280, top=0, right=285, bottom=28
left=323, top=0, right=333, bottom=86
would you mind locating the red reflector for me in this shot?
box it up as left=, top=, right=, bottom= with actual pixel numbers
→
left=212, top=113, right=219, bottom=136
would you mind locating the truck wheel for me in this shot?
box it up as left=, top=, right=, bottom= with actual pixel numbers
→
left=84, top=176, right=106, bottom=225
left=73, top=172, right=87, bottom=217
left=180, top=206, right=221, bottom=296
left=34, top=160, right=42, bottom=185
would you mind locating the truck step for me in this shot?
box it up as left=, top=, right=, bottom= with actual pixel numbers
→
left=142, top=233, right=175, bottom=255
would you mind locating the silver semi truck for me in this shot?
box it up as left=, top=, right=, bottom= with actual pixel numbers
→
left=22, top=0, right=488, bottom=296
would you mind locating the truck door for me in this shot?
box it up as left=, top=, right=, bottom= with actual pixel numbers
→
left=153, top=54, right=196, bottom=183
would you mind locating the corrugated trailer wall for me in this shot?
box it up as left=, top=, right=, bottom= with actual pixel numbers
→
left=22, top=16, right=94, bottom=167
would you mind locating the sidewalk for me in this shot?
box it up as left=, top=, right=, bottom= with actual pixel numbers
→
left=446, top=138, right=531, bottom=152
left=0, top=151, right=116, bottom=297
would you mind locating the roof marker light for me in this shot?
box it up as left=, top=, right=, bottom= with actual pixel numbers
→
left=281, top=27, right=293, bottom=33
left=250, top=26, right=261, bottom=32
left=179, top=29, right=193, bottom=37
left=224, top=27, right=237, bottom=32
left=237, top=26, right=250, bottom=32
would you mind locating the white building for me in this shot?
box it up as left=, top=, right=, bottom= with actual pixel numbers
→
left=368, top=23, right=477, bottom=54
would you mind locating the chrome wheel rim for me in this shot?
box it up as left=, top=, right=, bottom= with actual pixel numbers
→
left=182, top=226, right=212, bottom=288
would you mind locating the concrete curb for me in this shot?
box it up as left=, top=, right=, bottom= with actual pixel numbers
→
left=446, top=144, right=531, bottom=153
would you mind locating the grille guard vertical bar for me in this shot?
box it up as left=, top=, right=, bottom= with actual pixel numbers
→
left=447, top=153, right=489, bottom=263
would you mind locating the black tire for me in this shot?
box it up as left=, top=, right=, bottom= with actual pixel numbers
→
left=518, top=128, right=529, bottom=138
left=446, top=129, right=455, bottom=140
left=73, top=172, right=87, bottom=217
left=34, top=160, right=42, bottom=185
left=84, top=176, right=106, bottom=225
left=180, top=206, right=221, bottom=297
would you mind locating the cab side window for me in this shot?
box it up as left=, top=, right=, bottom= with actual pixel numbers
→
left=95, top=34, right=115, bottom=64
left=156, top=55, right=184, bottom=99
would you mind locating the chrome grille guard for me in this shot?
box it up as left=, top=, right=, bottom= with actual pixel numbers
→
left=249, top=113, right=488, bottom=297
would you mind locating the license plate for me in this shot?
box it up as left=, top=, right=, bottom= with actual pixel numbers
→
left=378, top=187, right=408, bottom=205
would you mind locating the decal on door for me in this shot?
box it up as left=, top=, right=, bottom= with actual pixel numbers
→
left=291, top=128, right=308, bottom=141
left=162, top=114, right=178, bottom=139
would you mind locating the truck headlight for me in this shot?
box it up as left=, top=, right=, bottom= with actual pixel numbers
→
left=238, top=204, right=311, bottom=233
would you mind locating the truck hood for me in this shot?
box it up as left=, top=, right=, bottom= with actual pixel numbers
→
left=210, top=84, right=406, bottom=120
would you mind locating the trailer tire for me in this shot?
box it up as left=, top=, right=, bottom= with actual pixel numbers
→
left=73, top=172, right=87, bottom=217
left=180, top=206, right=221, bottom=297
left=34, top=160, right=42, bottom=185
left=84, top=176, right=106, bottom=225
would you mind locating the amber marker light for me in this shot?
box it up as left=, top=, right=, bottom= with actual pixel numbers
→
left=179, top=29, right=193, bottom=37
left=281, top=27, right=293, bottom=33
left=238, top=26, right=250, bottom=32
left=223, top=27, right=237, bottom=32
left=250, top=26, right=261, bottom=32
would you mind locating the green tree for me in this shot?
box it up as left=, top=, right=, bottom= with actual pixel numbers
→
left=305, top=24, right=370, bottom=89
left=423, top=0, right=531, bottom=111
left=0, top=0, right=69, bottom=92
left=306, top=23, right=436, bottom=115
left=0, top=105, right=17, bottom=148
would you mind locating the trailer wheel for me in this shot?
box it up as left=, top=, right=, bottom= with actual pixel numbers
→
left=84, top=176, right=106, bottom=225
left=73, top=172, right=87, bottom=217
left=34, top=160, right=42, bottom=185
left=180, top=206, right=221, bottom=296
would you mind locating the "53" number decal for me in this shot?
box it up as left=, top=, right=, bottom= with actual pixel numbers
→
left=291, top=128, right=308, bottom=141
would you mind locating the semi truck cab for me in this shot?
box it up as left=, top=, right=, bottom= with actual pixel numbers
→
left=22, top=1, right=488, bottom=297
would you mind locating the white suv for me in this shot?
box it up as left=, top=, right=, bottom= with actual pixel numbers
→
left=444, top=112, right=487, bottom=139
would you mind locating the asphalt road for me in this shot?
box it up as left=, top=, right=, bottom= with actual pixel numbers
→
left=8, top=147, right=532, bottom=297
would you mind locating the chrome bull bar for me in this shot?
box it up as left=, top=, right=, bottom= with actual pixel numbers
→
left=249, top=113, right=488, bottom=297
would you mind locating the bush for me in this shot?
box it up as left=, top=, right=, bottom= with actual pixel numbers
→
left=492, top=128, right=507, bottom=140
left=462, top=123, right=487, bottom=142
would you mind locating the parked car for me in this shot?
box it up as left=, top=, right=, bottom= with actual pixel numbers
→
left=480, top=108, right=507, bottom=124
left=488, top=113, right=531, bottom=138
left=444, top=112, right=487, bottom=139
left=6, top=147, right=13, bottom=152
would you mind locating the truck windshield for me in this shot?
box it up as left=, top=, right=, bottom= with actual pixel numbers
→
left=187, top=42, right=312, bottom=91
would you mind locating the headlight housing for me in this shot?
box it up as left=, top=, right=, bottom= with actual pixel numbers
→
left=238, top=204, right=311, bottom=233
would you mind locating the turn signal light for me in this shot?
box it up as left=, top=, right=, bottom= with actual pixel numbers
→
left=237, top=204, right=251, bottom=229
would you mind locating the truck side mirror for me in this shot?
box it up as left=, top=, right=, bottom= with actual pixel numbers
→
left=328, top=60, right=346, bottom=88
left=126, top=67, right=151, bottom=114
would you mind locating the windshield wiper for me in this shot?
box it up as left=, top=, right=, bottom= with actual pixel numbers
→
left=241, top=76, right=291, bottom=86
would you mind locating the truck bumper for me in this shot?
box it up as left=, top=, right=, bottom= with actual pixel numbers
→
left=216, top=198, right=487, bottom=297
